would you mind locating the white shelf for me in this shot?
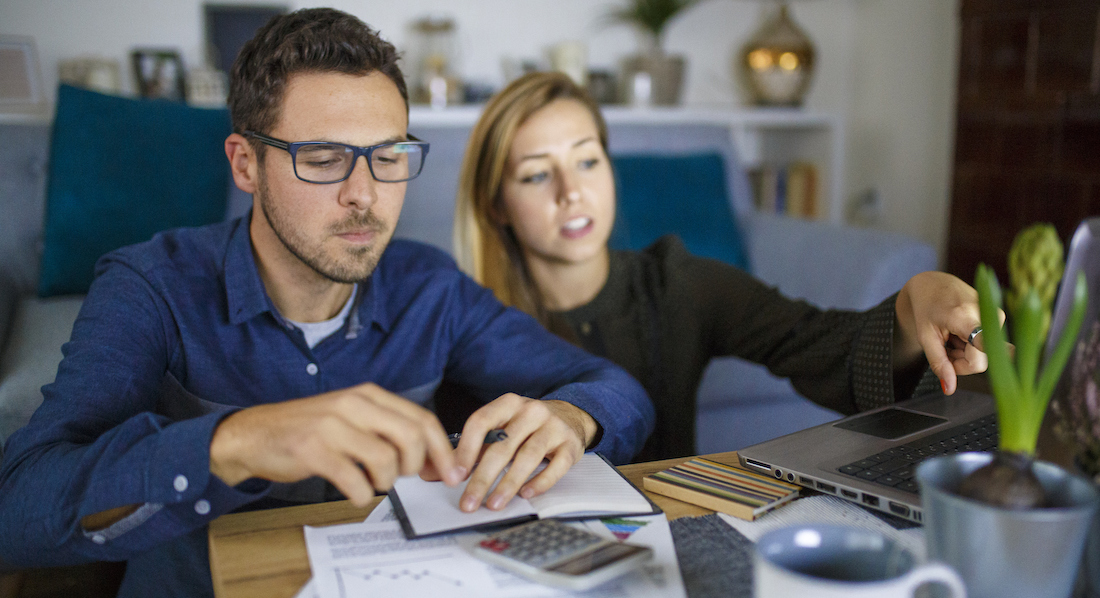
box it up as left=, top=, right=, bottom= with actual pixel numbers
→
left=410, top=104, right=834, bottom=128
left=410, top=104, right=845, bottom=225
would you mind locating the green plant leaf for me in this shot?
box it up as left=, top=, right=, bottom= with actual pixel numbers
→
left=976, top=264, right=1030, bottom=453
left=976, top=264, right=1020, bottom=401
left=1014, top=289, right=1043, bottom=398
left=602, top=0, right=699, bottom=38
left=1035, top=270, right=1089, bottom=417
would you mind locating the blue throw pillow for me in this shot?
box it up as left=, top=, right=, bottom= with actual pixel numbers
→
left=610, top=153, right=748, bottom=270
left=38, top=85, right=231, bottom=296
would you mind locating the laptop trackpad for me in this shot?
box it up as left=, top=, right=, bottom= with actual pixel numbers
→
left=833, top=408, right=948, bottom=440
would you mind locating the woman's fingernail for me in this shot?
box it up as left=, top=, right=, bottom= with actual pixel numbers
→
left=940, top=379, right=947, bottom=393
left=520, top=487, right=535, bottom=499
left=455, top=466, right=468, bottom=480
left=488, top=494, right=504, bottom=510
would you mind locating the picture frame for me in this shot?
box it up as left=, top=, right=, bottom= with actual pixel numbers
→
left=204, top=4, right=287, bottom=73
left=0, top=35, right=46, bottom=115
left=131, top=48, right=186, bottom=101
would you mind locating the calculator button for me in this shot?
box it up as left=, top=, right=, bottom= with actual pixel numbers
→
left=479, top=538, right=509, bottom=553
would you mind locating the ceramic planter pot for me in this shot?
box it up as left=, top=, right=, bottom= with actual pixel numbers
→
left=618, top=52, right=685, bottom=106
left=916, top=452, right=1099, bottom=598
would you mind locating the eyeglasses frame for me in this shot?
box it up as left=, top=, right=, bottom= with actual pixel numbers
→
left=243, top=130, right=430, bottom=184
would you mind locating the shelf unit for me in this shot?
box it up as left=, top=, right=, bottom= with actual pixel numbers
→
left=410, top=105, right=845, bottom=224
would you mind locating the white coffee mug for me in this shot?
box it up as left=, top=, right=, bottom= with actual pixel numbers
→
left=754, top=524, right=966, bottom=598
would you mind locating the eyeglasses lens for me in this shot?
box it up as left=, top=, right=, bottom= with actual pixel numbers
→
left=370, top=143, right=425, bottom=182
left=293, top=143, right=424, bottom=183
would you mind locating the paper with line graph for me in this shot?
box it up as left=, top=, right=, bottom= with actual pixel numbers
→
left=304, top=514, right=683, bottom=598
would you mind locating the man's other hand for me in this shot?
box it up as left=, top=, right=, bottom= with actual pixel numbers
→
left=209, top=382, right=462, bottom=506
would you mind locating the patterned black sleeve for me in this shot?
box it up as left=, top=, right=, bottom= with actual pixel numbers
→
left=851, top=294, right=900, bottom=411
left=851, top=293, right=939, bottom=411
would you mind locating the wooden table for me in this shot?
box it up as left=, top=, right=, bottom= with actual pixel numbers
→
left=208, top=451, right=741, bottom=598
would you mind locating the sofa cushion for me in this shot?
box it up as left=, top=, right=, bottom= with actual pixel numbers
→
left=38, top=85, right=231, bottom=297
left=609, top=153, right=748, bottom=270
left=0, top=296, right=83, bottom=447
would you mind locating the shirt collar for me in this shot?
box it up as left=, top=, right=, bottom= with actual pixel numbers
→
left=224, top=215, right=273, bottom=326
left=222, top=211, right=392, bottom=334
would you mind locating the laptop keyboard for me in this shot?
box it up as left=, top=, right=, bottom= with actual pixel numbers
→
left=836, top=414, right=998, bottom=494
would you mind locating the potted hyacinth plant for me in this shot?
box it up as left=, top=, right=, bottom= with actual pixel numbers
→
left=960, top=223, right=1087, bottom=506
left=916, top=223, right=1100, bottom=598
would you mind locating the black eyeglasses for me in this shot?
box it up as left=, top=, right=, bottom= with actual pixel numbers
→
left=244, top=131, right=430, bottom=184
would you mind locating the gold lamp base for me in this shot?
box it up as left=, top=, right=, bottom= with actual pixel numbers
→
left=740, top=2, right=815, bottom=107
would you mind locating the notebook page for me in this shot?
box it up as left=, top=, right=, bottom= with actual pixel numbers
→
left=528, top=453, right=653, bottom=518
left=390, top=473, right=537, bottom=537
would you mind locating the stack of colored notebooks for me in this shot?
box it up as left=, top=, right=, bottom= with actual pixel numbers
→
left=642, top=458, right=801, bottom=521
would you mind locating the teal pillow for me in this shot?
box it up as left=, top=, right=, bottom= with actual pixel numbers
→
left=38, top=85, right=231, bottom=296
left=610, top=153, right=747, bottom=270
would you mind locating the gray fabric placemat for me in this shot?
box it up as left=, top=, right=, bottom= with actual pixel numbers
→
left=670, top=513, right=754, bottom=598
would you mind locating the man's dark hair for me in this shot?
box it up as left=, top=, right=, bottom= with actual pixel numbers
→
left=228, top=7, right=408, bottom=144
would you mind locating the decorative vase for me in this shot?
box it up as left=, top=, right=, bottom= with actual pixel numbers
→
left=619, top=52, right=685, bottom=107
left=916, top=452, right=1100, bottom=598
left=739, top=2, right=815, bottom=106
left=1075, top=458, right=1100, bottom=597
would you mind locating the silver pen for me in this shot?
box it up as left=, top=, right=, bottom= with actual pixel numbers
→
left=449, top=428, right=508, bottom=448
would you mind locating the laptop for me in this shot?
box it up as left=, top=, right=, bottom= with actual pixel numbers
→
left=738, top=218, right=1100, bottom=524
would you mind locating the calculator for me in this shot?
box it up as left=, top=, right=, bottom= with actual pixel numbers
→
left=472, top=519, right=654, bottom=591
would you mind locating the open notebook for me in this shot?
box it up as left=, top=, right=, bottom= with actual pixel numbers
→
left=389, top=452, right=661, bottom=539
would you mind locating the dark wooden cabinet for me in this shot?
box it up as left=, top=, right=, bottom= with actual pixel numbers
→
left=947, top=0, right=1100, bottom=283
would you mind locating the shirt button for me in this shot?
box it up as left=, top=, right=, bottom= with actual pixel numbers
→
left=92, top=534, right=106, bottom=545
left=173, top=475, right=189, bottom=493
left=580, top=322, right=592, bottom=336
left=194, top=499, right=211, bottom=515
left=306, top=363, right=319, bottom=376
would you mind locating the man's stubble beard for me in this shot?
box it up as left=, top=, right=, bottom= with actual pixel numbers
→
left=257, top=168, right=390, bottom=284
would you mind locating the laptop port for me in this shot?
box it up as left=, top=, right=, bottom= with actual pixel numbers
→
left=888, top=502, right=910, bottom=517
left=799, top=476, right=813, bottom=485
left=862, top=495, right=880, bottom=507
left=743, top=458, right=771, bottom=472
left=786, top=473, right=796, bottom=482
left=815, top=481, right=836, bottom=494
left=774, top=469, right=784, bottom=479
left=841, top=489, right=858, bottom=499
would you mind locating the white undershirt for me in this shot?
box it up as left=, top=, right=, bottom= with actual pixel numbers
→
left=286, top=284, right=358, bottom=349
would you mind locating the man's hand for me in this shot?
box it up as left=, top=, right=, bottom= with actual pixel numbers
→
left=451, top=395, right=597, bottom=513
left=895, top=271, right=1005, bottom=395
left=209, top=382, right=462, bottom=506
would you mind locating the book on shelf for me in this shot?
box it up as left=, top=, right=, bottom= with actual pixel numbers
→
left=748, top=162, right=819, bottom=219
left=389, top=452, right=661, bottom=539
left=642, top=458, right=801, bottom=521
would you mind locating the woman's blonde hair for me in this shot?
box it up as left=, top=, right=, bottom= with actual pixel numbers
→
left=453, top=71, right=609, bottom=321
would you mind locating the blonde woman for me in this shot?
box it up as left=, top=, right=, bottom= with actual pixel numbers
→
left=453, top=71, right=992, bottom=462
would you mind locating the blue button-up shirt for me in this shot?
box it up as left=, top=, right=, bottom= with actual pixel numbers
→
left=0, top=216, right=653, bottom=597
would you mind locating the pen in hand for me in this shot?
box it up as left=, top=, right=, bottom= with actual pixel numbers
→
left=449, top=428, right=508, bottom=449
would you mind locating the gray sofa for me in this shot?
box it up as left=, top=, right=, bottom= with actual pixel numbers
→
left=0, top=115, right=937, bottom=458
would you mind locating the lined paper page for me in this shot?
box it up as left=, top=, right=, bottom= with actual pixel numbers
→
left=391, top=473, right=537, bottom=537
left=528, top=453, right=653, bottom=518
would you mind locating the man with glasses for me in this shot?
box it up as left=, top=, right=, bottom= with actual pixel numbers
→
left=0, top=9, right=652, bottom=597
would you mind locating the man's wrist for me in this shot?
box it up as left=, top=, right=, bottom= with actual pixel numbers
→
left=209, top=413, right=250, bottom=486
left=545, top=400, right=599, bottom=449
